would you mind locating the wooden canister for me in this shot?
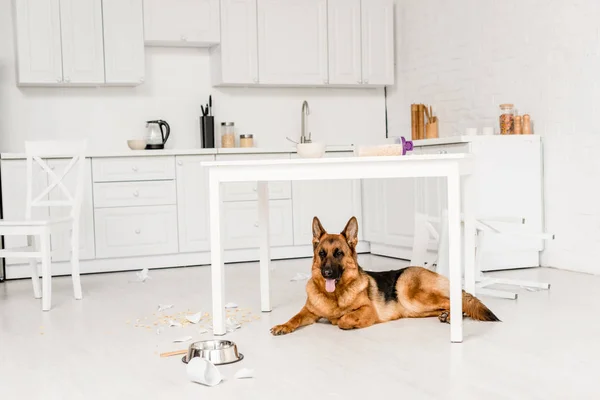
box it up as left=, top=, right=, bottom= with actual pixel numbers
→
left=522, top=114, right=532, bottom=134
left=426, top=118, right=439, bottom=139
left=514, top=115, right=523, bottom=134
left=416, top=104, right=426, bottom=140
left=411, top=104, right=419, bottom=140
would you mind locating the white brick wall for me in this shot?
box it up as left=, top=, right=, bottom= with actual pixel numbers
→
left=388, top=0, right=600, bottom=273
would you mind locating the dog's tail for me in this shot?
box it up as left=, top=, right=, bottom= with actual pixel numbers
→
left=462, top=292, right=500, bottom=321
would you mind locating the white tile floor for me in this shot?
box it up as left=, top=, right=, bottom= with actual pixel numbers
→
left=1, top=255, right=599, bottom=399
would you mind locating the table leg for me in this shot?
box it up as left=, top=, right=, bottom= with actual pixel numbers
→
left=463, top=173, right=476, bottom=295
left=447, top=170, right=463, bottom=343
left=257, top=181, right=272, bottom=312
left=209, top=173, right=226, bottom=336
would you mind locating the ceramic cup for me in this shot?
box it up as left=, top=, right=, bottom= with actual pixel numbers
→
left=186, top=357, right=222, bottom=387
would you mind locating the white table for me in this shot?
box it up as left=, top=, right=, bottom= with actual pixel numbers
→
left=202, top=154, right=476, bottom=343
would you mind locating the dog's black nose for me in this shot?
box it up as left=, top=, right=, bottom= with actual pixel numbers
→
left=321, top=266, right=333, bottom=278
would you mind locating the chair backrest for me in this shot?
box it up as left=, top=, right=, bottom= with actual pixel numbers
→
left=25, top=140, right=88, bottom=221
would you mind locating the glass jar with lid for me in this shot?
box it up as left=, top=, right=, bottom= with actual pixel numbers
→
left=239, top=134, right=254, bottom=148
left=499, top=104, right=515, bottom=135
left=221, top=122, right=235, bottom=148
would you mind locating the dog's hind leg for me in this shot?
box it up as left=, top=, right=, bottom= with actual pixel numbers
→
left=271, top=306, right=320, bottom=336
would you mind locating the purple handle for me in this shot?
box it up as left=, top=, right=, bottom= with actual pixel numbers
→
left=401, top=136, right=414, bottom=155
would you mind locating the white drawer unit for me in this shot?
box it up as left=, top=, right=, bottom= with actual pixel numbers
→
left=94, top=205, right=178, bottom=258
left=93, top=180, right=176, bottom=208
left=92, top=156, right=175, bottom=182
left=223, top=199, right=293, bottom=250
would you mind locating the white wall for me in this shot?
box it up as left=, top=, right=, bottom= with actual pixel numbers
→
left=0, top=0, right=386, bottom=153
left=389, top=0, right=600, bottom=273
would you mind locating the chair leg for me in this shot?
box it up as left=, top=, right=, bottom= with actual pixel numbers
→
left=40, top=232, right=52, bottom=311
left=27, top=235, right=42, bottom=299
left=71, top=224, right=82, bottom=300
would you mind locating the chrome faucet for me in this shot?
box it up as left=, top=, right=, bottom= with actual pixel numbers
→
left=301, top=100, right=311, bottom=143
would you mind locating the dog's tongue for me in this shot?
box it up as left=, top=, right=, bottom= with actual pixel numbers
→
left=325, top=279, right=336, bottom=293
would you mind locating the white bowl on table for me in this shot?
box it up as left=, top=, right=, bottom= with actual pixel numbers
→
left=127, top=140, right=147, bottom=150
left=296, top=142, right=325, bottom=158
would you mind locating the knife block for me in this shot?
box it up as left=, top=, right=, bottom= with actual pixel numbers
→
left=200, top=116, right=215, bottom=148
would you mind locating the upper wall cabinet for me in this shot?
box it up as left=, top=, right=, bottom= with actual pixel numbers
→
left=212, top=0, right=394, bottom=87
left=143, top=0, right=220, bottom=47
left=13, top=0, right=146, bottom=86
left=257, top=0, right=328, bottom=85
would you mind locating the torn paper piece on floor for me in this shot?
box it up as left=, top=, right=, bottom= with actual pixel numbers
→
left=169, top=320, right=182, bottom=328
left=187, top=358, right=222, bottom=387
left=156, top=327, right=164, bottom=335
left=197, top=328, right=208, bottom=335
left=157, top=304, right=173, bottom=312
left=186, top=312, right=203, bottom=324
left=234, top=368, right=255, bottom=379
left=173, top=336, right=193, bottom=343
left=226, top=317, right=241, bottom=333
left=290, top=272, right=311, bottom=281
left=133, top=268, right=151, bottom=283
left=225, top=302, right=238, bottom=309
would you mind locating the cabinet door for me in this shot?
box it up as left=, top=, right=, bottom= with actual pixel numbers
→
left=102, top=0, right=145, bottom=85
left=175, top=155, right=213, bottom=253
left=223, top=200, right=293, bottom=249
left=14, top=0, right=63, bottom=85
left=59, top=0, right=105, bottom=84
left=361, top=0, right=394, bottom=85
left=216, top=0, right=259, bottom=84
left=383, top=178, right=416, bottom=248
left=143, top=0, right=220, bottom=46
left=327, top=0, right=361, bottom=85
left=258, top=0, right=328, bottom=85
left=48, top=159, right=95, bottom=262
left=361, top=178, right=385, bottom=243
left=291, top=153, right=362, bottom=246
left=0, top=160, right=49, bottom=265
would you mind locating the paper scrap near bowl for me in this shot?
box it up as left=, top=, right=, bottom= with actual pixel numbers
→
left=187, top=358, right=222, bottom=387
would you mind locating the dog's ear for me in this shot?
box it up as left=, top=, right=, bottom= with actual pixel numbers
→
left=341, top=216, right=359, bottom=248
left=312, top=216, right=326, bottom=248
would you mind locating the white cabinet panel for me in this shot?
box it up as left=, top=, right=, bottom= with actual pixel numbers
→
left=361, top=0, right=394, bottom=85
left=102, top=0, right=145, bottom=85
left=48, top=159, right=95, bottom=262
left=223, top=200, right=293, bottom=249
left=212, top=0, right=259, bottom=85
left=92, top=157, right=175, bottom=182
left=361, top=178, right=385, bottom=243
left=93, top=181, right=177, bottom=208
left=382, top=178, right=416, bottom=248
left=143, top=0, right=220, bottom=46
left=258, top=0, right=328, bottom=85
left=0, top=160, right=49, bottom=265
left=291, top=152, right=362, bottom=246
left=175, top=155, right=213, bottom=253
left=59, top=0, right=105, bottom=84
left=327, top=0, right=361, bottom=85
left=94, top=206, right=178, bottom=258
left=14, top=0, right=63, bottom=85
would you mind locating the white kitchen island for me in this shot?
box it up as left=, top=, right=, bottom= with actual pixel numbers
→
left=202, top=154, right=476, bottom=343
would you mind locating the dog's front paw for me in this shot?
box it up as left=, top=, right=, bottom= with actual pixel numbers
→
left=270, top=324, right=295, bottom=336
left=337, top=315, right=360, bottom=330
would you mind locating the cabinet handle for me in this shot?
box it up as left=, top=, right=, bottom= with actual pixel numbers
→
left=363, top=79, right=369, bottom=84
left=177, top=160, right=183, bottom=166
left=439, top=150, right=447, bottom=154
left=254, top=222, right=259, bottom=228
left=357, top=79, right=362, bottom=84
left=135, top=228, right=141, bottom=234
left=132, top=166, right=138, bottom=171
left=253, top=77, right=258, bottom=83
left=323, top=78, right=329, bottom=84
left=253, top=187, right=257, bottom=192
left=57, top=77, right=62, bottom=83
left=64, top=77, right=71, bottom=83
left=133, top=190, right=139, bottom=197
left=181, top=35, right=187, bottom=41
left=139, top=77, right=144, bottom=83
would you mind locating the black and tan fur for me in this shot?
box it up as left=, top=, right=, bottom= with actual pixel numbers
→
left=270, top=216, right=499, bottom=335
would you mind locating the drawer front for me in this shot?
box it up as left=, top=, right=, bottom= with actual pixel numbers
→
left=92, top=156, right=175, bottom=182
left=93, top=181, right=176, bottom=208
left=94, top=205, right=178, bottom=258
left=223, top=200, right=293, bottom=250
left=417, top=143, right=470, bottom=155
left=216, top=154, right=291, bottom=201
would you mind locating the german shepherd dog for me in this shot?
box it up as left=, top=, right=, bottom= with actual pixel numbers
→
left=271, top=216, right=499, bottom=335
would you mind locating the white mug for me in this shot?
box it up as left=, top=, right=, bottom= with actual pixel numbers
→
left=186, top=358, right=222, bottom=387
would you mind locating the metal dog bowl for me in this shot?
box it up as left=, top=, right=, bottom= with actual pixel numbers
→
left=182, top=340, right=244, bottom=365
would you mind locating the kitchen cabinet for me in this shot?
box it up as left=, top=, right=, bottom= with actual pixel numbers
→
left=211, top=0, right=259, bottom=86
left=257, top=0, right=328, bottom=85
left=59, top=0, right=105, bottom=84
left=361, top=0, right=394, bottom=85
left=327, top=0, right=361, bottom=85
left=175, top=155, right=213, bottom=253
left=13, top=0, right=63, bottom=85
left=291, top=152, right=362, bottom=246
left=143, top=0, right=220, bottom=47
left=102, top=0, right=146, bottom=85
left=48, top=159, right=96, bottom=263
left=223, top=200, right=294, bottom=249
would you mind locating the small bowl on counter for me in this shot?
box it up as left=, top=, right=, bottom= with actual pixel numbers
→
left=127, top=140, right=147, bottom=150
left=296, top=142, right=326, bottom=158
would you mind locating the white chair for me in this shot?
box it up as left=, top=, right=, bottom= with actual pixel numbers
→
left=0, top=140, right=87, bottom=311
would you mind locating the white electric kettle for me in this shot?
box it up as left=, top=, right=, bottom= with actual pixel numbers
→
left=145, top=120, right=171, bottom=150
